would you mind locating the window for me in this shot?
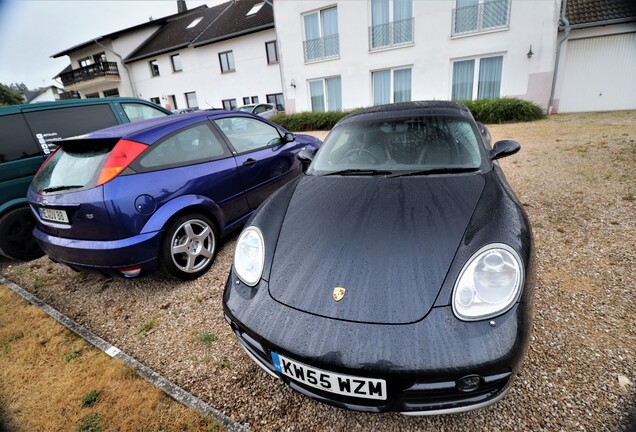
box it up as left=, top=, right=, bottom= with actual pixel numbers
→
left=93, top=52, right=107, bottom=63
left=137, top=124, right=230, bottom=170
left=214, top=117, right=281, bottom=154
left=85, top=92, right=100, bottom=98
left=243, top=97, right=251, bottom=105
left=103, top=88, right=119, bottom=97
left=265, top=41, right=278, bottom=64
left=303, top=7, right=339, bottom=62
left=149, top=59, right=160, bottom=77
left=309, top=77, right=342, bottom=112
left=79, top=57, right=92, bottom=67
left=185, top=92, right=198, bottom=108
left=370, top=0, right=413, bottom=50
left=453, top=0, right=510, bottom=36
left=167, top=95, right=177, bottom=110
left=122, top=103, right=169, bottom=122
left=0, top=114, right=42, bottom=162
left=222, top=99, right=237, bottom=111
left=247, top=2, right=265, bottom=16
left=372, top=68, right=411, bottom=105
left=266, top=93, right=284, bottom=111
left=171, top=54, right=182, bottom=72
left=219, top=51, right=235, bottom=73
left=150, top=97, right=160, bottom=105
left=251, top=96, right=259, bottom=104
left=451, top=56, right=503, bottom=100
left=187, top=17, right=203, bottom=29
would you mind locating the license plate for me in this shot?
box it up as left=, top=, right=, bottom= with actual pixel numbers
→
left=39, top=208, right=69, bottom=223
left=271, top=352, right=387, bottom=400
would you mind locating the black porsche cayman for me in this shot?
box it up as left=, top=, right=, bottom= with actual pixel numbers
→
left=223, top=101, right=534, bottom=414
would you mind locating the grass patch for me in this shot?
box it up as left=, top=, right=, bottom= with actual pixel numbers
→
left=2, top=332, right=24, bottom=353
left=81, top=389, right=101, bottom=408
left=77, top=413, right=102, bottom=432
left=218, top=357, right=231, bottom=369
left=623, top=192, right=635, bottom=202
left=64, top=349, right=83, bottom=363
left=136, top=318, right=159, bottom=336
left=199, top=332, right=218, bottom=348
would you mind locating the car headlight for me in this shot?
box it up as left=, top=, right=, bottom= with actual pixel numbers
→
left=452, top=243, right=523, bottom=321
left=234, top=226, right=265, bottom=286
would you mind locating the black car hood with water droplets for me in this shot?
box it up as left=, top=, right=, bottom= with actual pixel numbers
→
left=267, top=174, right=485, bottom=325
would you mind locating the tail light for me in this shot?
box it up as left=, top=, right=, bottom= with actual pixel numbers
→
left=96, top=139, right=147, bottom=186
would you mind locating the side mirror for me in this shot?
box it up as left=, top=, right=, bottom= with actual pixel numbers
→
left=283, top=132, right=295, bottom=143
left=476, top=122, right=491, bottom=148
left=489, top=140, right=521, bottom=160
left=296, top=147, right=315, bottom=171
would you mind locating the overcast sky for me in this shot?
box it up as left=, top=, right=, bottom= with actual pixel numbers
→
left=0, top=0, right=219, bottom=89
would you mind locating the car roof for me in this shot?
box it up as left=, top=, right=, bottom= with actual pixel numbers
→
left=0, top=97, right=169, bottom=116
left=338, top=101, right=474, bottom=126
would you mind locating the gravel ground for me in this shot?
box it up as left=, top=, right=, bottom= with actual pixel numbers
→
left=1, top=111, right=635, bottom=431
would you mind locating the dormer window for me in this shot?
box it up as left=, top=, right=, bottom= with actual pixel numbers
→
left=247, top=3, right=264, bottom=16
left=187, top=17, right=203, bottom=29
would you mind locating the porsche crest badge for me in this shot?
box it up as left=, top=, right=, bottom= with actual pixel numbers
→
left=333, top=287, right=346, bottom=302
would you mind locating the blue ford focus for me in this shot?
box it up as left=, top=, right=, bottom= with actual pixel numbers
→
left=27, top=110, right=321, bottom=279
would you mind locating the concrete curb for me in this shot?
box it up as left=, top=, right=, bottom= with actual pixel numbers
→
left=0, top=275, right=249, bottom=432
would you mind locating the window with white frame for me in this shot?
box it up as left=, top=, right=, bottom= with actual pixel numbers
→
left=303, top=7, right=339, bottom=62
left=369, top=0, right=413, bottom=50
left=452, top=0, right=510, bottom=36
left=171, top=54, right=182, bottom=72
left=451, top=55, right=503, bottom=100
left=309, top=77, right=342, bottom=112
left=372, top=68, right=411, bottom=105
left=219, top=51, right=235, bottom=73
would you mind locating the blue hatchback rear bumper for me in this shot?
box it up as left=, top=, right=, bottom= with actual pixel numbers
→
left=33, top=227, right=163, bottom=276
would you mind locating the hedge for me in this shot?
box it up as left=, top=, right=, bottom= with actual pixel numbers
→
left=270, top=98, right=545, bottom=132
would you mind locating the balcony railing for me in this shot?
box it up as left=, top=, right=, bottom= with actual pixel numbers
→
left=452, top=0, right=510, bottom=37
left=59, top=91, right=81, bottom=100
left=303, top=34, right=340, bottom=63
left=59, top=61, right=120, bottom=87
left=369, top=18, right=414, bottom=51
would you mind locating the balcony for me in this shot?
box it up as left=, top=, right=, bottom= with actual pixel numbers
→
left=59, top=91, right=81, bottom=100
left=59, top=61, right=120, bottom=90
left=369, top=18, right=414, bottom=51
left=303, top=34, right=340, bottom=63
left=452, top=0, right=510, bottom=37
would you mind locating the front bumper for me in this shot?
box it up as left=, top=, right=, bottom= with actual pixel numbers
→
left=33, top=226, right=163, bottom=276
left=224, top=275, right=531, bottom=414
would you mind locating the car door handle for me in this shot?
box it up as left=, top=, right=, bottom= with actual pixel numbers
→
left=243, top=158, right=257, bottom=167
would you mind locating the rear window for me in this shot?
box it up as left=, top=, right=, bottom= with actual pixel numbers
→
left=0, top=114, right=42, bottom=162
left=32, top=139, right=118, bottom=193
left=24, top=105, right=118, bottom=152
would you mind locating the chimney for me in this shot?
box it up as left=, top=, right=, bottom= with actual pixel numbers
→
left=177, top=0, right=187, bottom=14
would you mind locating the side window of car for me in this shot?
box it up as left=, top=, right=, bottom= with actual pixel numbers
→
left=214, top=117, right=281, bottom=154
left=253, top=105, right=267, bottom=114
left=24, top=105, right=119, bottom=152
left=121, top=103, right=168, bottom=123
left=137, top=123, right=231, bottom=170
left=0, top=114, right=42, bottom=162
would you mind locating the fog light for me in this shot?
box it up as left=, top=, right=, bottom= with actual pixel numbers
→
left=457, top=374, right=482, bottom=392
left=119, top=266, right=142, bottom=278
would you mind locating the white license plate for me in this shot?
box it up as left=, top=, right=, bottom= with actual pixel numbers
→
left=39, top=208, right=69, bottom=223
left=271, top=352, right=387, bottom=400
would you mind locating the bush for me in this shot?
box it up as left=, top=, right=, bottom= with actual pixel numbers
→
left=270, top=111, right=352, bottom=131
left=458, top=98, right=545, bottom=124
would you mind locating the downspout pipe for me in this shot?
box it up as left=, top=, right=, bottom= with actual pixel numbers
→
left=93, top=39, right=138, bottom=98
left=548, top=0, right=570, bottom=114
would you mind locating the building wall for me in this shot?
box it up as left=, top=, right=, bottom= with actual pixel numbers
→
left=275, top=0, right=560, bottom=113
left=129, top=29, right=282, bottom=110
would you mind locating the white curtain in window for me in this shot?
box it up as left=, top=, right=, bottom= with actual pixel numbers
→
left=455, top=0, right=478, bottom=33
left=477, top=56, right=503, bottom=99
left=310, top=80, right=325, bottom=112
left=373, top=70, right=391, bottom=105
left=227, top=52, right=235, bottom=70
left=326, top=77, right=342, bottom=111
left=322, top=8, right=339, bottom=57
left=393, top=68, right=411, bottom=103
left=304, top=13, right=320, bottom=40
left=483, top=0, right=508, bottom=28
left=371, top=0, right=390, bottom=48
left=394, top=0, right=413, bottom=44
left=452, top=60, right=475, bottom=100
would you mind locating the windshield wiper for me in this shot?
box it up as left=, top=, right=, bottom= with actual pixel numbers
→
left=321, top=169, right=393, bottom=177
left=388, top=167, right=479, bottom=178
left=42, top=185, right=84, bottom=193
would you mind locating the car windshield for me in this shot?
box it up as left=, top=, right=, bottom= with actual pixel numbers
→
left=309, top=116, right=484, bottom=175
left=237, top=105, right=255, bottom=112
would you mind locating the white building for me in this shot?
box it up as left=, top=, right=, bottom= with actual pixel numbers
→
left=274, top=0, right=561, bottom=113
left=23, top=85, right=65, bottom=103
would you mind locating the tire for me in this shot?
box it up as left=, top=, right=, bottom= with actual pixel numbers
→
left=160, top=213, right=218, bottom=280
left=0, top=206, right=44, bottom=261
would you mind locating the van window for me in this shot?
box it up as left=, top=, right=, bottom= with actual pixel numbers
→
left=24, top=105, right=118, bottom=151
left=0, top=114, right=42, bottom=162
left=122, top=103, right=168, bottom=122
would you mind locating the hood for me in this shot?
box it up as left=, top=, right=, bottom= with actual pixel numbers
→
left=268, top=174, right=485, bottom=324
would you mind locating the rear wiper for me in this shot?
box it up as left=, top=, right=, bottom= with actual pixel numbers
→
left=321, top=169, right=393, bottom=177
left=42, top=185, right=84, bottom=193
left=388, top=167, right=479, bottom=178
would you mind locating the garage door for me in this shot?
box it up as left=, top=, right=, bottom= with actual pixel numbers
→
left=559, top=32, right=636, bottom=113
